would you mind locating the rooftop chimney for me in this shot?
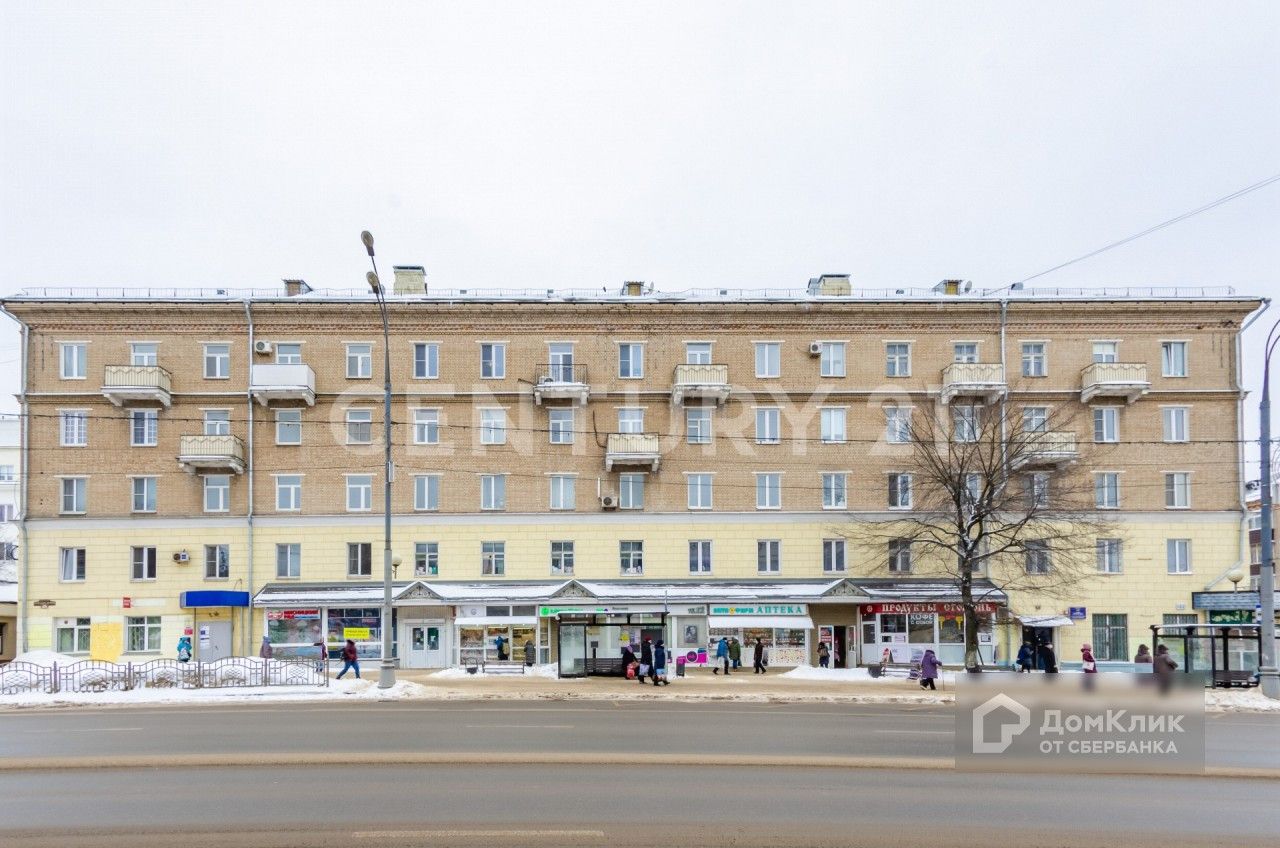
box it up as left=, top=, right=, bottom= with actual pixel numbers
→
left=282, top=278, right=312, bottom=297
left=807, top=274, right=851, bottom=296
left=392, top=265, right=427, bottom=295
left=621, top=281, right=646, bottom=297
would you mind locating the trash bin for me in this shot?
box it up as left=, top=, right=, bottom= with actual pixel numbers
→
left=676, top=655, right=686, bottom=678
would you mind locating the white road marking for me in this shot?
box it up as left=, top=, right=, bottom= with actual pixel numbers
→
left=464, top=724, right=574, bottom=729
left=25, top=727, right=142, bottom=733
left=353, top=829, right=604, bottom=839
left=875, top=729, right=952, bottom=735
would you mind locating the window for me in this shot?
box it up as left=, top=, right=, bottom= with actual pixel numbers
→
left=60, top=342, right=87, bottom=379
left=686, top=407, right=712, bottom=445
left=687, top=473, right=713, bottom=509
left=203, top=409, right=230, bottom=436
left=689, top=540, right=712, bottom=574
left=1167, top=539, right=1191, bottom=574
left=822, top=473, right=847, bottom=509
left=549, top=474, right=575, bottom=510
left=1022, top=406, right=1048, bottom=433
left=754, top=342, right=781, bottom=378
left=757, top=539, right=781, bottom=573
left=60, top=477, right=86, bottom=514
left=346, top=475, right=373, bottom=511
left=618, top=343, right=644, bottom=378
left=547, top=343, right=575, bottom=381
left=1161, top=341, right=1187, bottom=377
left=414, top=542, right=439, bottom=577
left=1091, top=341, right=1118, bottom=363
left=274, top=475, right=302, bottom=511
left=275, top=343, right=302, bottom=365
left=414, top=475, right=440, bottom=511
left=1091, top=614, right=1128, bottom=662
left=125, top=616, right=162, bottom=653
left=619, top=474, right=645, bottom=509
left=756, top=472, right=781, bottom=509
left=754, top=407, right=781, bottom=444
left=1094, top=472, right=1120, bottom=508
left=57, top=617, right=91, bottom=653
left=203, top=344, right=230, bottom=379
left=59, top=548, right=86, bottom=582
left=888, top=539, right=912, bottom=573
left=60, top=410, right=87, bottom=446
left=620, top=540, right=644, bottom=575
left=412, top=409, right=440, bottom=445
left=131, top=546, right=157, bottom=580
left=1021, top=342, right=1046, bottom=377
left=204, top=544, right=230, bottom=579
left=617, top=408, right=645, bottom=434
left=480, top=409, right=507, bottom=445
left=953, top=405, right=979, bottom=443
left=131, top=477, right=157, bottom=513
left=347, top=542, right=372, bottom=577
left=823, top=539, right=846, bottom=573
left=1165, top=472, right=1191, bottom=508
left=480, top=343, right=506, bottom=379
left=1163, top=407, right=1189, bottom=442
left=888, top=473, right=912, bottom=509
left=131, top=410, right=158, bottom=446
left=549, top=409, right=574, bottom=444
left=820, top=408, right=846, bottom=443
left=480, top=474, right=506, bottom=510
left=685, top=342, right=713, bottom=365
left=964, top=474, right=984, bottom=509
left=346, top=343, right=373, bottom=378
left=130, top=342, right=158, bottom=366
left=550, top=540, right=574, bottom=575
left=880, top=342, right=912, bottom=377
left=1025, top=540, right=1052, bottom=574
left=481, top=541, right=505, bottom=575
left=345, top=409, right=372, bottom=444
left=1093, top=407, right=1119, bottom=443
left=1163, top=613, right=1198, bottom=627
left=1096, top=539, right=1123, bottom=574
left=820, top=342, right=846, bottom=377
left=275, top=409, right=302, bottom=445
left=276, top=543, right=301, bottom=578
left=413, top=343, right=439, bottom=379
left=953, top=342, right=978, bottom=363
left=1027, top=472, right=1050, bottom=508
left=203, top=474, right=230, bottom=512
left=885, top=406, right=911, bottom=443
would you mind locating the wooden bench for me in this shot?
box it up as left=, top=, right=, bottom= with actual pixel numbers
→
left=482, top=661, right=527, bottom=675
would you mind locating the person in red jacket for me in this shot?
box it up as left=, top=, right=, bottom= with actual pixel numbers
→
left=1081, top=643, right=1098, bottom=673
left=337, top=639, right=361, bottom=680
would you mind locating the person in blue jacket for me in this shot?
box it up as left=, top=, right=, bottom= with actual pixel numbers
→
left=713, top=636, right=730, bottom=675
left=652, top=639, right=670, bottom=686
left=176, top=635, right=192, bottom=663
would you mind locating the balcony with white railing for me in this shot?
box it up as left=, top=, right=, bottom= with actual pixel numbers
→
left=939, top=362, right=1007, bottom=404
left=1080, top=362, right=1150, bottom=404
left=177, top=434, right=246, bottom=474
left=1012, top=431, right=1079, bottom=469
left=605, top=433, right=662, bottom=472
left=250, top=363, right=316, bottom=406
left=101, top=365, right=172, bottom=407
left=671, top=363, right=731, bottom=405
left=532, top=363, right=590, bottom=406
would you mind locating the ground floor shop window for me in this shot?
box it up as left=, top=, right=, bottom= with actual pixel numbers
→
left=125, top=616, right=162, bottom=653
left=865, top=608, right=993, bottom=665
left=56, top=617, right=91, bottom=654
left=327, top=608, right=389, bottom=659
left=266, top=609, right=323, bottom=659
left=1091, top=613, right=1127, bottom=661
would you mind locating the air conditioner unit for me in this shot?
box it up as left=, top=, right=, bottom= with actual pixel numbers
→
left=808, top=342, right=823, bottom=356
left=253, top=340, right=273, bottom=355
left=599, top=494, right=618, bottom=510
left=173, top=550, right=190, bottom=563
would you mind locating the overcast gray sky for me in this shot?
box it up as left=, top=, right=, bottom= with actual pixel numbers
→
left=2, top=3, right=1278, bottom=467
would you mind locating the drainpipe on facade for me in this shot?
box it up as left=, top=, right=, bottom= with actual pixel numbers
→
left=243, top=300, right=256, bottom=656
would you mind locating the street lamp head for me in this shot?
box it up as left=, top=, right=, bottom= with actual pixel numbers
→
left=1227, top=568, right=1244, bottom=590
left=366, top=271, right=381, bottom=294
left=360, top=230, right=375, bottom=257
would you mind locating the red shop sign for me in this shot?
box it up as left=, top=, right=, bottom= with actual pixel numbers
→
left=267, top=609, right=321, bottom=620
left=862, top=602, right=1000, bottom=615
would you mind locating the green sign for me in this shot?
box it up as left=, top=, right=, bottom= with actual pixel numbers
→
left=709, top=604, right=807, bottom=616
left=1207, top=610, right=1253, bottom=625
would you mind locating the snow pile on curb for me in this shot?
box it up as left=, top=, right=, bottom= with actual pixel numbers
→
left=1205, top=688, right=1280, bottom=712
left=780, top=664, right=958, bottom=685
left=11, top=650, right=80, bottom=666
left=431, top=663, right=566, bottom=680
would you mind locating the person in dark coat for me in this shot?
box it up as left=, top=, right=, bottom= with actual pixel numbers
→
left=652, top=639, right=669, bottom=686
left=1134, top=644, right=1153, bottom=665
left=621, top=645, right=638, bottom=679
left=639, top=638, right=653, bottom=684
left=336, top=639, right=360, bottom=680
left=1154, top=644, right=1178, bottom=693
left=919, top=649, right=941, bottom=690
left=524, top=639, right=535, bottom=666
left=729, top=638, right=742, bottom=670
left=1016, top=642, right=1034, bottom=673
left=1041, top=643, right=1058, bottom=674
left=753, top=637, right=767, bottom=674
left=817, top=642, right=831, bottom=669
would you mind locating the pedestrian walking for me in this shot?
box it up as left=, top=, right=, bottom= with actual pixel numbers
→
left=919, top=648, right=940, bottom=690
left=336, top=638, right=361, bottom=679
left=1080, top=643, right=1097, bottom=673
left=729, top=637, right=742, bottom=670
left=1041, top=642, right=1058, bottom=674
left=1134, top=644, right=1153, bottom=665
left=817, top=641, right=831, bottom=669
left=652, top=639, right=669, bottom=686
left=622, top=645, right=638, bottom=679
left=753, top=637, right=767, bottom=674
left=176, top=635, right=192, bottom=663
left=1153, top=644, right=1178, bottom=693
left=259, top=635, right=274, bottom=660
left=524, top=638, right=535, bottom=666
left=1016, top=641, right=1033, bottom=673
left=639, top=638, right=653, bottom=684
left=495, top=633, right=508, bottom=662
left=713, top=636, right=730, bottom=675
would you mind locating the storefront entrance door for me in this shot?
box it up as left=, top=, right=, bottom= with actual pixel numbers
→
left=404, top=622, right=446, bottom=668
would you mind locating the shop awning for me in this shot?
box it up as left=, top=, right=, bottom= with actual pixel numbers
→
left=455, top=615, right=538, bottom=626
left=1018, top=615, right=1075, bottom=628
left=708, top=615, right=814, bottom=630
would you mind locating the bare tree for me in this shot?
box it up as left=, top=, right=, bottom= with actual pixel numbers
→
left=847, top=394, right=1114, bottom=671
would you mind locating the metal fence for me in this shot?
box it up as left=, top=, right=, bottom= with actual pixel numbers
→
left=0, top=657, right=329, bottom=695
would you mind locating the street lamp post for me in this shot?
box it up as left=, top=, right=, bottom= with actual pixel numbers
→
left=1258, top=319, right=1280, bottom=699
left=362, top=230, right=396, bottom=690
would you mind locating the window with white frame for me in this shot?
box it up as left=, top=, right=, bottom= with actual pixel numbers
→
left=620, top=540, right=644, bottom=575
left=953, top=405, right=979, bottom=443
left=0, top=466, right=12, bottom=483
left=822, top=472, right=847, bottom=509
left=413, top=342, right=439, bottom=379
left=1021, top=342, right=1047, bottom=377
left=754, top=342, right=781, bottom=378
left=203, top=409, right=230, bottom=436
left=953, top=342, right=978, bottom=363
left=130, top=342, right=158, bottom=367
left=888, top=539, right=912, bottom=573
left=412, top=409, right=440, bottom=445
left=1164, top=472, right=1191, bottom=508
left=820, top=342, right=846, bottom=377
left=1161, top=341, right=1187, bottom=377
left=820, top=408, right=846, bottom=443
left=686, top=407, right=712, bottom=445
left=276, top=543, right=301, bottom=578
left=346, top=409, right=372, bottom=444
left=619, top=474, right=645, bottom=509
left=203, top=344, right=230, bottom=379
left=275, top=409, right=302, bottom=445
left=414, top=542, right=438, bottom=576
left=131, top=476, right=156, bottom=513
left=757, top=539, right=781, bottom=573
left=125, top=616, right=162, bottom=652
left=756, top=472, right=781, bottom=509
left=1091, top=341, right=1118, bottom=363
left=131, top=409, right=158, bottom=446
left=1095, top=472, right=1120, bottom=509
left=481, top=474, right=506, bottom=511
left=1093, top=407, right=1119, bottom=443
left=755, top=407, right=780, bottom=444
left=204, top=544, right=230, bottom=579
left=1096, top=539, right=1123, bottom=574
left=617, top=408, right=645, bottom=434
left=689, top=540, right=712, bottom=574
left=481, top=541, right=506, bottom=575
left=1027, top=472, right=1050, bottom=508
left=1162, top=407, right=1189, bottom=442
left=888, top=473, right=912, bottom=509
left=60, top=342, right=87, bottom=379
left=204, top=474, right=230, bottom=512
left=548, top=408, right=574, bottom=444
left=347, top=542, right=372, bottom=577
left=685, top=342, right=712, bottom=365
left=618, top=343, right=644, bottom=378
left=130, top=545, right=157, bottom=580
left=346, top=475, right=373, bottom=511
left=1025, top=540, right=1052, bottom=574
left=1166, top=539, right=1191, bottom=574
left=885, top=343, right=911, bottom=377
left=549, top=474, right=575, bottom=510
left=346, top=343, right=373, bottom=378
left=60, top=410, right=87, bottom=446
left=550, top=540, right=574, bottom=575
left=57, top=617, right=92, bottom=653
left=823, top=539, right=846, bottom=573
left=414, top=474, right=440, bottom=511
left=687, top=473, right=713, bottom=509
left=480, top=408, right=507, bottom=445
left=1022, top=406, right=1048, bottom=433
left=885, top=406, right=911, bottom=443
left=59, top=548, right=86, bottom=582
left=275, top=343, right=302, bottom=365
left=480, top=343, right=506, bottom=379
left=60, top=477, right=86, bottom=514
